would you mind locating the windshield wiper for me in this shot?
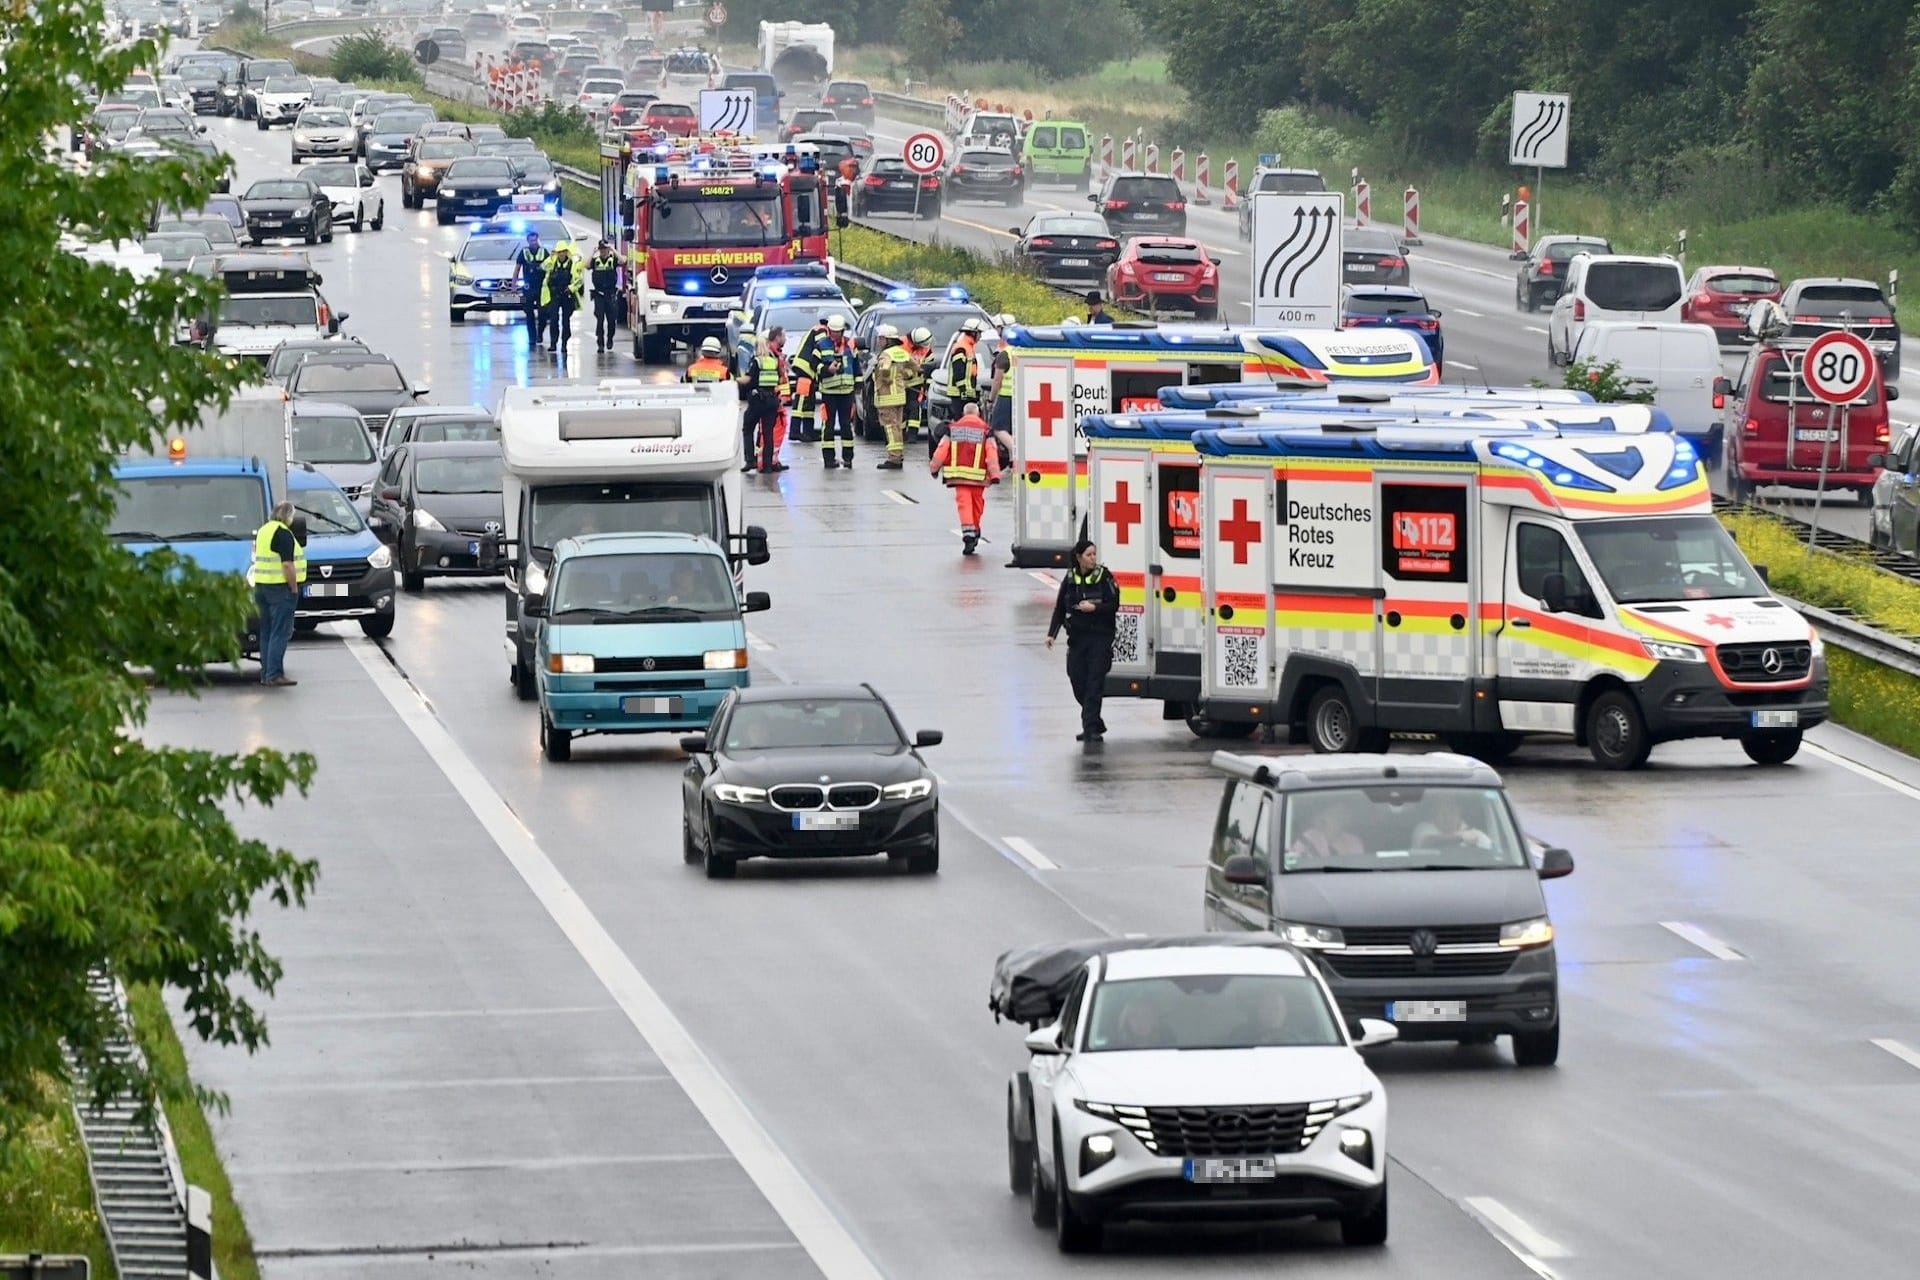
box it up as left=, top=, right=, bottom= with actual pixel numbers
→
left=625, top=605, right=712, bottom=618
left=111, top=529, right=165, bottom=540
left=150, top=529, right=244, bottom=541
left=302, top=512, right=355, bottom=532
left=552, top=605, right=631, bottom=617
left=1405, top=863, right=1501, bottom=872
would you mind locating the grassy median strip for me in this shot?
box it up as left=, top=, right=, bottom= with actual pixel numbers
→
left=1721, top=511, right=1920, bottom=637
left=0, top=1082, right=117, bottom=1277
left=126, top=985, right=262, bottom=1280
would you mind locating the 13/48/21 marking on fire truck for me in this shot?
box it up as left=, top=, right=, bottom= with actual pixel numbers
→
left=903, top=132, right=947, bottom=175
left=1251, top=192, right=1343, bottom=328
left=699, top=89, right=755, bottom=136
left=1801, top=330, right=1876, bottom=405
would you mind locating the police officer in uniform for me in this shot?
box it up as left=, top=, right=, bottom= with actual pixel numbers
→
left=1045, top=539, right=1120, bottom=742
left=588, top=237, right=621, bottom=352
left=512, top=231, right=551, bottom=348
left=791, top=316, right=833, bottom=442
left=739, top=328, right=784, bottom=473
left=815, top=314, right=859, bottom=468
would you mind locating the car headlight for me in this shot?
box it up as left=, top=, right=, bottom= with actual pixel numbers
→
left=881, top=778, right=933, bottom=801
left=1079, top=1133, right=1117, bottom=1176
left=496, top=187, right=514, bottom=196
left=712, top=783, right=767, bottom=804
left=523, top=560, right=549, bottom=595
left=1276, top=921, right=1346, bottom=950
left=411, top=508, right=444, bottom=530
left=367, top=544, right=392, bottom=570
left=547, top=653, right=594, bottom=674
left=1641, top=639, right=1706, bottom=663
left=450, top=262, right=473, bottom=281
left=1809, top=632, right=1825, bottom=659
left=1499, top=916, right=1554, bottom=949
left=703, top=647, right=748, bottom=670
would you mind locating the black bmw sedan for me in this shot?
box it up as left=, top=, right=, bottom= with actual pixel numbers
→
left=680, top=685, right=942, bottom=879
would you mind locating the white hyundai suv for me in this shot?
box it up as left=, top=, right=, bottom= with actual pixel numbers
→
left=994, top=937, right=1395, bottom=1253
left=1547, top=253, right=1686, bottom=367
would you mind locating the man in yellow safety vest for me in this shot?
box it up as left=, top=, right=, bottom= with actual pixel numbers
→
left=251, top=500, right=306, bottom=686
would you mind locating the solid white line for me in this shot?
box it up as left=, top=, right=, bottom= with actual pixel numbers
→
left=1027, top=570, right=1057, bottom=587
left=1871, top=1038, right=1920, bottom=1071
left=1524, top=325, right=1549, bottom=335
left=1660, top=920, right=1745, bottom=961
left=881, top=488, right=916, bottom=505
left=343, top=638, right=886, bottom=1280
left=1450, top=361, right=1479, bottom=371
left=746, top=632, right=776, bottom=652
left=1806, top=741, right=1920, bottom=803
left=1454, top=308, right=1485, bottom=318
left=1001, top=836, right=1059, bottom=872
left=1462, top=1196, right=1569, bottom=1260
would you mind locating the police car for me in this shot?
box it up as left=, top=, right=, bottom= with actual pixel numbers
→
left=727, top=263, right=847, bottom=351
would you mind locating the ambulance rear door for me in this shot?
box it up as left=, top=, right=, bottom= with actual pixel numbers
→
left=1092, top=447, right=1151, bottom=682
left=1012, top=354, right=1076, bottom=565
left=1151, top=452, right=1206, bottom=689
left=1201, top=464, right=1276, bottom=707
left=1374, top=471, right=1478, bottom=724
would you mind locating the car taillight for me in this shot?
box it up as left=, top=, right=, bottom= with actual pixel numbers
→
left=1539, top=260, right=1554, bottom=276
left=1345, top=316, right=1380, bottom=325
left=862, top=97, right=874, bottom=105
left=1573, top=299, right=1586, bottom=321
left=1713, top=390, right=1726, bottom=409
left=1379, top=256, right=1405, bottom=269
left=1166, top=201, right=1185, bottom=211
left=1105, top=200, right=1128, bottom=210
left=1793, top=313, right=1822, bottom=323
left=1743, top=416, right=1760, bottom=437
left=1011, top=165, right=1023, bottom=177
left=1692, top=293, right=1712, bottom=310
left=952, top=164, right=969, bottom=174
left=864, top=175, right=884, bottom=187
left=1029, top=237, right=1056, bottom=248
left=921, top=176, right=940, bottom=189
left=1877, top=422, right=1891, bottom=445
left=1096, top=239, right=1118, bottom=251
left=1415, top=318, right=1438, bottom=331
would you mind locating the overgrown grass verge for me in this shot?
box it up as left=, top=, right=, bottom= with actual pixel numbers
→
left=0, top=1082, right=117, bottom=1277
left=1721, top=511, right=1920, bottom=637
left=126, top=985, right=261, bottom=1280
left=1825, top=646, right=1920, bottom=757
left=829, top=223, right=1140, bottom=321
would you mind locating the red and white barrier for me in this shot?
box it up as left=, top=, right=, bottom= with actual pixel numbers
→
left=1099, top=134, right=1113, bottom=181
left=1171, top=148, right=1186, bottom=185
left=1510, top=199, right=1530, bottom=256
left=1223, top=158, right=1240, bottom=209
left=1193, top=151, right=1210, bottom=204
left=1145, top=142, right=1159, bottom=175
left=1353, top=178, right=1371, bottom=228
left=1121, top=136, right=1136, bottom=170
left=1402, top=186, right=1422, bottom=245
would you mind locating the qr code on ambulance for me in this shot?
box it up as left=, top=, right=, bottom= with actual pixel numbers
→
left=1112, top=608, right=1142, bottom=665
left=1220, top=632, right=1263, bottom=687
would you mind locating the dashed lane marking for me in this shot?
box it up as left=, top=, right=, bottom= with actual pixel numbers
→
left=1461, top=1196, right=1569, bottom=1265
left=1524, top=325, right=1549, bottom=335
left=1001, top=836, right=1059, bottom=872
left=1872, top=1038, right=1920, bottom=1071
left=1450, top=361, right=1479, bottom=371
left=747, top=632, right=776, bottom=652
left=881, top=488, right=918, bottom=505
left=343, top=637, right=886, bottom=1280
left=1455, top=307, right=1486, bottom=318
left=1028, top=570, right=1057, bottom=587
left=1660, top=920, right=1745, bottom=960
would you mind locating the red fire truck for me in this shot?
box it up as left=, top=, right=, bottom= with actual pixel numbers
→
left=600, top=138, right=833, bottom=363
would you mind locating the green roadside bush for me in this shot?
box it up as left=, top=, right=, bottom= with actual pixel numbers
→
left=329, top=30, right=420, bottom=85
left=1721, top=511, right=1920, bottom=637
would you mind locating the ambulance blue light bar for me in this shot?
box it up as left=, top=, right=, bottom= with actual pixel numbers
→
left=1155, top=382, right=1597, bottom=410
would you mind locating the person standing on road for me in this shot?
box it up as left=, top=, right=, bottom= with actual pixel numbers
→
left=790, top=316, right=832, bottom=442
left=985, top=311, right=1016, bottom=446
left=871, top=323, right=911, bottom=469
left=588, top=237, right=621, bottom=352
left=540, top=242, right=585, bottom=354
left=739, top=328, right=784, bottom=473
left=929, top=400, right=1001, bottom=555
left=512, top=230, right=551, bottom=349
left=1046, top=539, right=1119, bottom=742
left=904, top=324, right=935, bottom=449
left=949, top=316, right=984, bottom=412
left=816, top=314, right=859, bottom=469
left=252, top=500, right=306, bottom=688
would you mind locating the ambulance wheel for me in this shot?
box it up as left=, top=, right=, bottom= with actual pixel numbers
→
left=1442, top=732, right=1522, bottom=765
left=1585, top=689, right=1651, bottom=770
left=1307, top=685, right=1383, bottom=754
left=1740, top=729, right=1802, bottom=765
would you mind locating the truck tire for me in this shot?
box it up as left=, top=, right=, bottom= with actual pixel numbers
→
left=641, top=329, right=672, bottom=365
left=1585, top=689, right=1651, bottom=770
left=1307, top=685, right=1386, bottom=754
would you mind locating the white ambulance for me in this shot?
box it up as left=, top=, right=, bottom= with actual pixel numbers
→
left=1006, top=324, right=1437, bottom=567
left=1087, top=403, right=1675, bottom=736
left=1175, top=421, right=1828, bottom=768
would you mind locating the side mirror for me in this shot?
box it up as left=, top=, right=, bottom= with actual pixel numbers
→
left=378, top=485, right=401, bottom=501
left=743, top=590, right=771, bottom=613
left=1754, top=562, right=1770, bottom=586
left=360, top=170, right=374, bottom=186
left=1868, top=453, right=1887, bottom=468
left=1430, top=307, right=1442, bottom=317
left=1712, top=376, right=1732, bottom=399
left=521, top=600, right=547, bottom=618
left=1539, top=571, right=1571, bottom=614
left=679, top=733, right=707, bottom=753
left=1537, top=846, right=1575, bottom=879
left=1889, top=386, right=1901, bottom=401
left=412, top=385, right=429, bottom=397
left=1085, top=193, right=1097, bottom=205
left=198, top=124, right=208, bottom=133
left=1221, top=852, right=1265, bottom=886
left=742, top=524, right=770, bottom=566
left=1007, top=226, right=1023, bottom=237
left=1350, top=1017, right=1399, bottom=1049
left=913, top=729, right=943, bottom=748
left=1023, top=1024, right=1064, bottom=1055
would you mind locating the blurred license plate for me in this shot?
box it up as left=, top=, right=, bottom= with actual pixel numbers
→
left=1059, top=257, right=1089, bottom=267
left=495, top=290, right=520, bottom=303
left=304, top=583, right=346, bottom=597
left=795, top=812, right=859, bottom=831
left=1388, top=1000, right=1466, bottom=1022
left=1153, top=272, right=1187, bottom=282
left=1796, top=429, right=1839, bottom=442
left=621, top=696, right=682, bottom=714
left=1752, top=709, right=1798, bottom=728
left=1185, top=1157, right=1278, bottom=1183
left=1732, top=302, right=1753, bottom=316
left=1131, top=211, right=1156, bottom=220
left=887, top=180, right=912, bottom=188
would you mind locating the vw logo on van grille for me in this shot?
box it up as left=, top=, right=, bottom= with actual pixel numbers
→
left=1409, top=929, right=1439, bottom=957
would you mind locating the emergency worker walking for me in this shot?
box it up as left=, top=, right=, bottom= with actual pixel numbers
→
left=929, top=401, right=1001, bottom=555
left=588, top=238, right=620, bottom=352
left=540, top=242, right=585, bottom=352
left=739, top=328, right=786, bottom=473
left=1045, top=539, right=1119, bottom=741
left=815, top=314, right=859, bottom=468
left=871, top=323, right=911, bottom=468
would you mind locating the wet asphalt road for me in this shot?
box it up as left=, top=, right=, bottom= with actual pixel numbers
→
left=136, top=104, right=1920, bottom=1278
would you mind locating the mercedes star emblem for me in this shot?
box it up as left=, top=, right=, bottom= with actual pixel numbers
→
left=819, top=775, right=831, bottom=783
left=1409, top=929, right=1438, bottom=957
left=710, top=266, right=730, bottom=286
left=1761, top=647, right=1783, bottom=674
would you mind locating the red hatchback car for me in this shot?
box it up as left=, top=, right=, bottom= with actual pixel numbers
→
left=1105, top=236, right=1221, bottom=319
left=639, top=101, right=698, bottom=137
left=1682, top=264, right=1782, bottom=345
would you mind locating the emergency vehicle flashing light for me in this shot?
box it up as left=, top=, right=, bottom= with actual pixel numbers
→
left=168, top=436, right=187, bottom=460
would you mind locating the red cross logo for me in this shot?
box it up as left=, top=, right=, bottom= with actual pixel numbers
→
left=1104, top=480, right=1142, bottom=545
left=1027, top=381, right=1066, bottom=438
left=1702, top=613, right=1736, bottom=629
left=1219, top=497, right=1261, bottom=565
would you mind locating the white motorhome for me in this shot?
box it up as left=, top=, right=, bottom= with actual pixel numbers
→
left=759, top=21, right=834, bottom=89
left=492, top=380, right=768, bottom=697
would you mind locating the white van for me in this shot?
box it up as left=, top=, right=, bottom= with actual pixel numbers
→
left=1547, top=254, right=1685, bottom=367
left=1569, top=320, right=1724, bottom=458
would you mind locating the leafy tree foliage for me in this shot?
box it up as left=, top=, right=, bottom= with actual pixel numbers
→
left=0, top=2, right=318, bottom=1142
left=329, top=28, right=422, bottom=84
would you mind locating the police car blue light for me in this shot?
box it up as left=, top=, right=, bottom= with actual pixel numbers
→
left=946, top=285, right=970, bottom=301
left=887, top=287, right=913, bottom=302
left=764, top=284, right=789, bottom=299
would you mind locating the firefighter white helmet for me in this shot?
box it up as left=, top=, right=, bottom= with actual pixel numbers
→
left=699, top=336, right=723, bottom=354
left=909, top=325, right=933, bottom=345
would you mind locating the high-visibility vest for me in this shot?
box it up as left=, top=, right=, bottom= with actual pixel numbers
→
left=874, top=345, right=911, bottom=406
left=817, top=340, right=856, bottom=395
left=251, top=520, right=306, bottom=585
left=949, top=334, right=979, bottom=399
left=685, top=356, right=730, bottom=381
left=751, top=352, right=781, bottom=390
left=942, top=417, right=991, bottom=484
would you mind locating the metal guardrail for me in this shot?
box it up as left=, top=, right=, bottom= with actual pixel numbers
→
left=872, top=89, right=944, bottom=123
left=1784, top=595, right=1920, bottom=677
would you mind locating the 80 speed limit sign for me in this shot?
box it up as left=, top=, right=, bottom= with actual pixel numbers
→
left=903, top=131, right=947, bottom=174
left=1800, top=330, right=1877, bottom=404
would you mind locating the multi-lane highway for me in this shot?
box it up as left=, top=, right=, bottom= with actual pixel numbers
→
left=141, top=75, right=1920, bottom=1280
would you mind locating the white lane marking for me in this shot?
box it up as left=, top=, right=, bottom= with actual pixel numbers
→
left=263, top=1241, right=803, bottom=1267
left=1455, top=308, right=1486, bottom=318
left=1461, top=1196, right=1570, bottom=1261
left=747, top=632, right=776, bottom=652
left=241, top=1073, right=673, bottom=1095
left=1408, top=255, right=1514, bottom=283
left=343, top=638, right=886, bottom=1280
left=1001, top=836, right=1059, bottom=872
left=1524, top=325, right=1549, bottom=335
left=237, top=1153, right=732, bottom=1177
left=1027, top=570, right=1057, bottom=587
left=1871, top=1038, right=1920, bottom=1071
left=1449, top=361, right=1479, bottom=371
left=1806, top=741, right=1920, bottom=803
left=1660, top=920, right=1745, bottom=961
left=881, top=488, right=917, bottom=505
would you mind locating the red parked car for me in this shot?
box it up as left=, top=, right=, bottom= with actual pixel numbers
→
left=1682, top=264, right=1782, bottom=346
left=639, top=100, right=697, bottom=137
left=1105, top=236, right=1221, bottom=319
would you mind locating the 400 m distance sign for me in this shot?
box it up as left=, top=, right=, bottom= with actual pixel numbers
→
left=1800, top=330, right=1877, bottom=405
left=903, top=132, right=947, bottom=175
